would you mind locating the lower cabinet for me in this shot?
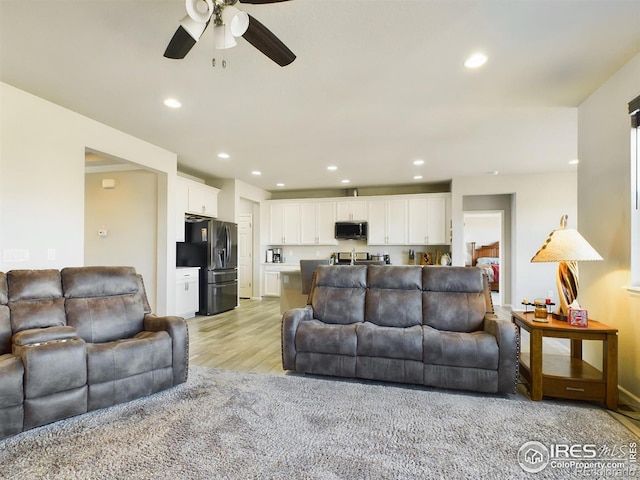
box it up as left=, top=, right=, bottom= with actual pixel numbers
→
left=262, top=264, right=298, bottom=297
left=175, top=267, right=200, bottom=318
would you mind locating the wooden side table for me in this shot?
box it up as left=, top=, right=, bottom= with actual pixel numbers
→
left=512, top=310, right=618, bottom=409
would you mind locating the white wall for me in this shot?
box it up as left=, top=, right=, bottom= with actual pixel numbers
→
left=452, top=172, right=578, bottom=308
left=85, top=169, right=158, bottom=310
left=577, top=52, right=640, bottom=403
left=0, top=83, right=178, bottom=314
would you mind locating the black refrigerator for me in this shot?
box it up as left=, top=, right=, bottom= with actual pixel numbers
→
left=176, top=219, right=238, bottom=316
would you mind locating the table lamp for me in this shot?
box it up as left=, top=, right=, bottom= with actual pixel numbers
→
left=531, top=215, right=603, bottom=320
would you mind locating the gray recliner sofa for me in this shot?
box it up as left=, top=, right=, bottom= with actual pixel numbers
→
left=0, top=266, right=188, bottom=440
left=282, top=265, right=518, bottom=394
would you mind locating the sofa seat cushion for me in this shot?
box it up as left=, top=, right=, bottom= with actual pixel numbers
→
left=86, top=330, right=172, bottom=384
left=0, top=354, right=23, bottom=407
left=295, top=320, right=357, bottom=356
left=356, top=322, right=422, bottom=361
left=423, top=326, right=499, bottom=370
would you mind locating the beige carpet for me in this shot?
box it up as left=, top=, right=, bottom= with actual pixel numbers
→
left=0, top=367, right=637, bottom=479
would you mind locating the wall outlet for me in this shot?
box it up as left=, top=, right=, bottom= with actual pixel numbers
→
left=98, top=228, right=108, bottom=237
left=47, top=248, right=56, bottom=261
left=3, top=249, right=30, bottom=262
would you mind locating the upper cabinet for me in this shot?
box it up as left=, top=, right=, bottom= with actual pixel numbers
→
left=175, top=176, right=220, bottom=242
left=336, top=200, right=368, bottom=222
left=408, top=194, right=450, bottom=245
left=268, top=202, right=302, bottom=245
left=186, top=181, right=219, bottom=218
left=300, top=202, right=338, bottom=245
left=265, top=193, right=450, bottom=247
left=367, top=198, right=408, bottom=245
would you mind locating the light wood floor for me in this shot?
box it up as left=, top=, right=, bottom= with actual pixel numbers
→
left=188, top=299, right=512, bottom=374
left=188, top=298, right=284, bottom=374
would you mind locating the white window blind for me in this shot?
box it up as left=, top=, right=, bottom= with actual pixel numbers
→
left=630, top=95, right=640, bottom=286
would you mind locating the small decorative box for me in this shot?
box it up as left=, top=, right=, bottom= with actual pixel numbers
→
left=568, top=308, right=588, bottom=327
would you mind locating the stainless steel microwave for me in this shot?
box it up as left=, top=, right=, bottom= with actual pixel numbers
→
left=335, top=221, right=368, bottom=240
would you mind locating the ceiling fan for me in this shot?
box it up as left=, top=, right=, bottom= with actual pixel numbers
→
left=164, top=0, right=296, bottom=67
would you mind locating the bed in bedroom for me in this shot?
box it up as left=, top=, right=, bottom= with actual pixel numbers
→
left=468, top=241, right=500, bottom=291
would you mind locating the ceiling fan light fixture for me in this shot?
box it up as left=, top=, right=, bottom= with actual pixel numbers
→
left=185, top=0, right=214, bottom=24
left=222, top=6, right=250, bottom=37
left=214, top=24, right=237, bottom=49
left=179, top=15, right=208, bottom=41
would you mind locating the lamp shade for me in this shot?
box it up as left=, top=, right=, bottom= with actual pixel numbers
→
left=221, top=5, right=250, bottom=37
left=185, top=0, right=214, bottom=24
left=530, top=215, right=603, bottom=263
left=214, top=24, right=237, bottom=49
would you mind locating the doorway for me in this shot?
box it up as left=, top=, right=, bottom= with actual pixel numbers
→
left=238, top=213, right=253, bottom=298
left=463, top=211, right=503, bottom=306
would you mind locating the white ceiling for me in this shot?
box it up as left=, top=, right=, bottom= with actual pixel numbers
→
left=1, top=0, right=639, bottom=192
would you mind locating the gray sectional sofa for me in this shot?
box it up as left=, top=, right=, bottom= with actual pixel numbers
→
left=0, top=266, right=188, bottom=440
left=282, top=265, right=518, bottom=394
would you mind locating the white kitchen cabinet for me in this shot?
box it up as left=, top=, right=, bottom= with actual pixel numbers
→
left=336, top=200, right=368, bottom=221
left=176, top=176, right=220, bottom=241
left=367, top=198, right=408, bottom=245
left=175, top=267, right=200, bottom=319
left=262, top=264, right=297, bottom=297
left=175, top=177, right=189, bottom=242
left=268, top=202, right=301, bottom=245
left=263, top=270, right=281, bottom=296
left=300, top=202, right=337, bottom=245
left=187, top=181, right=219, bottom=218
left=408, top=194, right=450, bottom=245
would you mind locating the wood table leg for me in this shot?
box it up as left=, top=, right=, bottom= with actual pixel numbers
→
left=529, top=329, right=543, bottom=401
left=605, top=333, right=618, bottom=410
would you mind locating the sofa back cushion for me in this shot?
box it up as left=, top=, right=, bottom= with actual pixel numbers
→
left=365, top=266, right=423, bottom=327
left=311, top=265, right=367, bottom=325
left=0, top=272, right=10, bottom=355
left=422, top=267, right=486, bottom=332
left=6, top=269, right=66, bottom=333
left=62, top=267, right=145, bottom=343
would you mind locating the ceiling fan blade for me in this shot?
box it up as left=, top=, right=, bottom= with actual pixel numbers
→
left=239, top=0, right=291, bottom=4
left=242, top=14, right=296, bottom=67
left=164, top=25, right=198, bottom=59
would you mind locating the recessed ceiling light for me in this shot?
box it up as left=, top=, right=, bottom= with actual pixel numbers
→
left=276, top=183, right=285, bottom=187
left=569, top=159, right=579, bottom=165
left=252, top=170, right=261, bottom=176
left=218, top=152, right=230, bottom=159
left=484, top=170, right=499, bottom=176
left=327, top=165, right=338, bottom=171
left=413, top=175, right=423, bottom=180
left=464, top=53, right=488, bottom=69
left=163, top=98, right=181, bottom=108
left=413, top=159, right=425, bottom=166
left=341, top=179, right=350, bottom=184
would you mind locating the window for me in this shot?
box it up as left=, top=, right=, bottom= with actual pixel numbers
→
left=630, top=95, right=640, bottom=287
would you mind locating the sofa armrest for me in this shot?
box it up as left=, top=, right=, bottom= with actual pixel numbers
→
left=281, top=306, right=314, bottom=370
left=484, top=315, right=519, bottom=394
left=12, top=326, right=79, bottom=356
left=144, top=314, right=189, bottom=385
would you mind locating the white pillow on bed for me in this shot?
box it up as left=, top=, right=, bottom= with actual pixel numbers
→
left=476, top=257, right=499, bottom=265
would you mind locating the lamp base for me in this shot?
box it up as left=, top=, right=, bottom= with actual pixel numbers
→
left=552, top=312, right=568, bottom=322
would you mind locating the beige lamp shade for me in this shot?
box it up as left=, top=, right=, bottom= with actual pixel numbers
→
left=530, top=215, right=602, bottom=319
left=530, top=226, right=603, bottom=262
